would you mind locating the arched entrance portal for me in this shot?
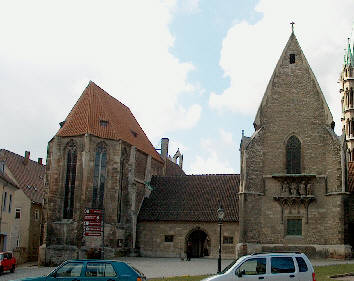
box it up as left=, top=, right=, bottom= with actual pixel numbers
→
left=187, top=229, right=209, bottom=258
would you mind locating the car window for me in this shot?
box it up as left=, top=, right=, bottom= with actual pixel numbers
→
left=237, top=258, right=266, bottom=276
left=56, top=262, right=83, bottom=277
left=296, top=257, right=308, bottom=272
left=85, top=263, right=117, bottom=277
left=7, top=253, right=12, bottom=259
left=271, top=257, right=295, bottom=274
left=0, top=254, right=3, bottom=260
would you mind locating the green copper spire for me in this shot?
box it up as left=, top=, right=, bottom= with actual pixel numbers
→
left=345, top=37, right=353, bottom=67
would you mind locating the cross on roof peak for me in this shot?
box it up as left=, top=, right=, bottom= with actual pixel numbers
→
left=290, top=21, right=295, bottom=33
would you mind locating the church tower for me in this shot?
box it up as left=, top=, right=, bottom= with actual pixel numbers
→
left=341, top=37, right=354, bottom=160
left=238, top=26, right=352, bottom=258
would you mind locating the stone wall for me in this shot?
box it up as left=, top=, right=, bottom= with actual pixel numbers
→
left=239, top=33, right=350, bottom=258
left=137, top=221, right=239, bottom=259
left=41, top=134, right=163, bottom=265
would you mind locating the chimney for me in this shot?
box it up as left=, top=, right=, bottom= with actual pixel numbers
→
left=38, top=158, right=43, bottom=165
left=161, top=138, right=169, bottom=160
left=24, top=151, right=30, bottom=165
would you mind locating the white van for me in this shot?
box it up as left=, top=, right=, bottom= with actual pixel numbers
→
left=202, top=252, right=316, bottom=281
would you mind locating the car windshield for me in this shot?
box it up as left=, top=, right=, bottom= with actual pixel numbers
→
left=219, top=257, right=245, bottom=274
left=0, top=254, right=3, bottom=260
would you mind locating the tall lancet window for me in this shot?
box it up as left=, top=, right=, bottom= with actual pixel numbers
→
left=63, top=141, right=77, bottom=219
left=92, top=143, right=107, bottom=209
left=286, top=136, right=301, bottom=174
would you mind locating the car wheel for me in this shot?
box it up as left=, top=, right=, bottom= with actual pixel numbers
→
left=10, top=265, right=15, bottom=273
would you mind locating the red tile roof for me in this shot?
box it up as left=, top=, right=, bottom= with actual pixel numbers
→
left=348, top=162, right=354, bottom=193
left=56, top=81, right=163, bottom=162
left=0, top=150, right=45, bottom=204
left=138, top=174, right=240, bottom=222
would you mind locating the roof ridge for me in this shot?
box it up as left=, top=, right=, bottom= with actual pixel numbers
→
left=0, top=149, right=45, bottom=167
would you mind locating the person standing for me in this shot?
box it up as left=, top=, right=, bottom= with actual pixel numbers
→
left=186, top=241, right=192, bottom=261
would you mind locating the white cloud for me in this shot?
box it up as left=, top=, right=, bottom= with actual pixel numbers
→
left=188, top=131, right=235, bottom=174
left=219, top=128, right=234, bottom=146
left=209, top=0, right=354, bottom=134
left=0, top=0, right=201, bottom=160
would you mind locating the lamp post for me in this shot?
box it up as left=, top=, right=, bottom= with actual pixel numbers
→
left=217, top=205, right=224, bottom=273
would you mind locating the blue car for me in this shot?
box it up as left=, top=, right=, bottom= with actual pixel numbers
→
left=15, top=260, right=146, bottom=281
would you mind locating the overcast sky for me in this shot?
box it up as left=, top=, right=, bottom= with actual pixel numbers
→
left=1, top=0, right=353, bottom=174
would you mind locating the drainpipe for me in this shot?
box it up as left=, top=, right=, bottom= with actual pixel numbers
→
left=0, top=184, right=5, bottom=250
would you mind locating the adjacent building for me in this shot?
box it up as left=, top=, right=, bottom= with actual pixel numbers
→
left=0, top=150, right=45, bottom=262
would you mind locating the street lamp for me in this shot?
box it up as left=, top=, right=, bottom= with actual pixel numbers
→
left=217, top=205, right=225, bottom=273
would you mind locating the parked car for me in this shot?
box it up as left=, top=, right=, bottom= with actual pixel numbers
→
left=202, top=252, right=316, bottom=281
left=0, top=251, right=16, bottom=274
left=14, top=260, right=146, bottom=281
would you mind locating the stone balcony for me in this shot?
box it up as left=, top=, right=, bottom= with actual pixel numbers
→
left=271, top=174, right=316, bottom=223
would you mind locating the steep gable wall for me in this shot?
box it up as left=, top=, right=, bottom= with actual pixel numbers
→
left=240, top=33, right=346, bottom=257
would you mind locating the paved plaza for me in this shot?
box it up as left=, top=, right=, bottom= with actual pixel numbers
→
left=1, top=257, right=354, bottom=280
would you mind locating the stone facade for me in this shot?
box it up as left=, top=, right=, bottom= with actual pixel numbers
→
left=238, top=32, right=353, bottom=259
left=137, top=221, right=239, bottom=259
left=41, top=133, right=163, bottom=265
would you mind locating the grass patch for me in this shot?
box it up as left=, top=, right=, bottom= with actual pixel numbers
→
left=148, top=264, right=354, bottom=281
left=314, top=264, right=354, bottom=281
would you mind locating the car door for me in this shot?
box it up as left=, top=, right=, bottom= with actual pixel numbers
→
left=295, top=257, right=312, bottom=281
left=235, top=257, right=269, bottom=280
left=80, top=262, right=119, bottom=281
left=269, top=256, right=297, bottom=281
left=3, top=253, right=10, bottom=271
left=46, top=261, right=84, bottom=281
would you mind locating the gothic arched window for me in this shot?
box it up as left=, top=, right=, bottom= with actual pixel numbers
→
left=92, top=143, right=107, bottom=209
left=286, top=136, right=301, bottom=174
left=63, top=141, right=77, bottom=219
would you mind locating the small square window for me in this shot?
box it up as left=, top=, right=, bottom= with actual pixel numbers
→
left=223, top=236, right=234, bottom=244
left=99, top=120, right=109, bottom=127
left=290, top=54, right=296, bottom=64
left=287, top=219, right=302, bottom=236
left=117, top=239, right=123, bottom=248
left=164, top=235, right=174, bottom=242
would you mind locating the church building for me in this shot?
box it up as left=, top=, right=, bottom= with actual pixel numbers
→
left=39, top=29, right=354, bottom=264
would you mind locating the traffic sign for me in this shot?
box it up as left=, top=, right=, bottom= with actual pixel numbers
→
left=85, top=209, right=103, bottom=215
left=84, top=214, right=102, bottom=222
left=85, top=226, right=103, bottom=232
left=84, top=232, right=102, bottom=237
left=84, top=221, right=102, bottom=226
